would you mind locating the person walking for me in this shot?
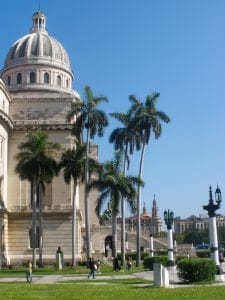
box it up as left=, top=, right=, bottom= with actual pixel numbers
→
left=126, top=256, right=132, bottom=270
left=26, top=261, right=32, bottom=283
left=113, top=256, right=121, bottom=271
left=88, top=258, right=96, bottom=279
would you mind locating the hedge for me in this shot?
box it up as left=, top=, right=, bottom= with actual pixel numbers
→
left=117, top=252, right=149, bottom=261
left=177, top=258, right=216, bottom=283
left=143, top=256, right=167, bottom=270
left=196, top=250, right=210, bottom=258
left=154, top=250, right=167, bottom=256
left=175, top=255, right=186, bottom=264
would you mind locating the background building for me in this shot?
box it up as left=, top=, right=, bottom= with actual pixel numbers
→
left=174, top=214, right=225, bottom=234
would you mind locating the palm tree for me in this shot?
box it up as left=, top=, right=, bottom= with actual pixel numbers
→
left=58, top=140, right=100, bottom=266
left=68, top=85, right=108, bottom=259
left=88, top=151, right=144, bottom=257
left=15, top=132, right=60, bottom=268
left=109, top=112, right=142, bottom=265
left=38, top=145, right=60, bottom=267
left=129, top=93, right=170, bottom=266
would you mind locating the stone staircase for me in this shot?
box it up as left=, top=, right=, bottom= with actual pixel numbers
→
left=124, top=231, right=167, bottom=252
left=90, top=224, right=194, bottom=258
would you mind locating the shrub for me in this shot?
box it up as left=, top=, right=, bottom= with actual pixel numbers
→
left=141, top=252, right=149, bottom=260
left=177, top=258, right=216, bottom=283
left=143, top=256, right=167, bottom=270
left=154, top=250, right=167, bottom=256
left=64, top=262, right=71, bottom=267
left=126, top=253, right=137, bottom=261
left=117, top=252, right=149, bottom=261
left=78, top=261, right=88, bottom=266
left=196, top=250, right=210, bottom=258
left=175, top=255, right=186, bottom=264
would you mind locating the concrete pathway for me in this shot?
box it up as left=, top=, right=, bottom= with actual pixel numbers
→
left=1, top=267, right=225, bottom=287
left=0, top=270, right=180, bottom=285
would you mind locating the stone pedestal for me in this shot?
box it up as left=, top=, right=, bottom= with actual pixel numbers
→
left=215, top=274, right=225, bottom=282
left=153, top=263, right=170, bottom=287
left=56, top=253, right=63, bottom=270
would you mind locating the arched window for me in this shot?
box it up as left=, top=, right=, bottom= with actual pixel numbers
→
left=17, top=73, right=22, bottom=84
left=66, top=79, right=69, bottom=88
left=57, top=75, right=61, bottom=86
left=7, top=76, right=11, bottom=86
left=29, top=227, right=39, bottom=248
left=44, top=72, right=50, bottom=84
left=30, top=72, right=36, bottom=83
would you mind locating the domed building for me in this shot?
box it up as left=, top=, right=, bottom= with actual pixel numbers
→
left=2, top=11, right=75, bottom=95
left=0, top=11, right=164, bottom=266
left=0, top=10, right=100, bottom=265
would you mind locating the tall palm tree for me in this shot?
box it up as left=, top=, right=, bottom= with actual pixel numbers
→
left=109, top=112, right=142, bottom=265
left=68, top=85, right=108, bottom=259
left=129, top=93, right=170, bottom=266
left=88, top=151, right=144, bottom=257
left=15, top=132, right=59, bottom=268
left=58, top=140, right=100, bottom=266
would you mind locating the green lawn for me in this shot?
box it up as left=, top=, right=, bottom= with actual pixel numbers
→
left=0, top=284, right=225, bottom=300
left=1, top=264, right=225, bottom=300
left=0, top=264, right=144, bottom=277
left=60, top=278, right=151, bottom=284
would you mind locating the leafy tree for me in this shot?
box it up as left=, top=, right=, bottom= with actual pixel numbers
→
left=217, top=227, right=225, bottom=245
left=88, top=151, right=143, bottom=257
left=184, top=230, right=209, bottom=245
left=15, top=132, right=59, bottom=268
left=58, top=140, right=99, bottom=266
left=129, top=93, right=170, bottom=266
left=174, top=229, right=210, bottom=246
left=68, top=85, right=108, bottom=259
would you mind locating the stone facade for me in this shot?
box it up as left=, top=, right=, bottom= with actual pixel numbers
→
left=0, top=10, right=100, bottom=266
left=174, top=214, right=225, bottom=234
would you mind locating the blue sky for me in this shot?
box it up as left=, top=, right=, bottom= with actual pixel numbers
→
left=1, top=0, right=225, bottom=219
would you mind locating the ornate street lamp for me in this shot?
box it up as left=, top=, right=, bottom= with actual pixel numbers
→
left=164, top=209, right=176, bottom=268
left=203, top=186, right=223, bottom=275
left=149, top=234, right=154, bottom=257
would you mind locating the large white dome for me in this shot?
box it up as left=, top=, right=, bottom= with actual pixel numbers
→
left=1, top=11, right=75, bottom=95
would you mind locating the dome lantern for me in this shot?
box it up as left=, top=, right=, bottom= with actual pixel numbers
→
left=31, top=11, right=46, bottom=32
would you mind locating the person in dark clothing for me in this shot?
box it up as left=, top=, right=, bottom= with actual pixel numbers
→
left=87, top=258, right=96, bottom=279
left=113, top=256, right=120, bottom=271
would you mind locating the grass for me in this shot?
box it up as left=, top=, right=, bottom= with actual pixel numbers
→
left=1, top=263, right=225, bottom=299
left=0, top=264, right=145, bottom=277
left=0, top=283, right=225, bottom=299
left=60, top=278, right=151, bottom=284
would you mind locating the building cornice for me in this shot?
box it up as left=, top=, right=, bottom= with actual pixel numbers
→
left=13, top=122, right=73, bottom=131
left=0, top=110, right=14, bottom=130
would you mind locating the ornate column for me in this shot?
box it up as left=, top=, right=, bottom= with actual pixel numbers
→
left=164, top=209, right=176, bottom=269
left=203, top=186, right=223, bottom=275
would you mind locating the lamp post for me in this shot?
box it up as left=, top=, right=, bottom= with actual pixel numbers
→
left=149, top=234, right=154, bottom=257
left=164, top=209, right=176, bottom=268
left=203, top=186, right=223, bottom=275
